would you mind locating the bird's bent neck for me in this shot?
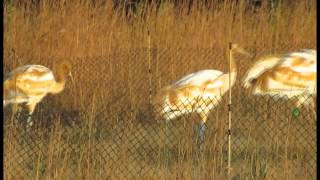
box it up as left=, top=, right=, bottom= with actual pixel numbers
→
left=229, top=51, right=237, bottom=74
left=51, top=65, right=67, bottom=94
left=229, top=50, right=238, bottom=86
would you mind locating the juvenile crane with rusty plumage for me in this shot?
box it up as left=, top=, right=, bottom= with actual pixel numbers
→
left=243, top=49, right=316, bottom=115
left=153, top=44, right=250, bottom=144
left=3, top=61, right=74, bottom=127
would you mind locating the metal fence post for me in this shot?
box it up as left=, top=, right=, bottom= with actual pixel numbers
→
left=227, top=42, right=233, bottom=178
left=147, top=29, right=152, bottom=105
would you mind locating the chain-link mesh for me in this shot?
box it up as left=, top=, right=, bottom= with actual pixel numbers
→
left=3, top=43, right=316, bottom=179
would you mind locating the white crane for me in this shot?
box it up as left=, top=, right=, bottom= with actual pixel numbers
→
left=153, top=43, right=251, bottom=146
left=243, top=49, right=316, bottom=117
left=3, top=61, right=74, bottom=127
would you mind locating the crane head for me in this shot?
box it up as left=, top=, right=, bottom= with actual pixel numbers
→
left=59, top=60, right=74, bottom=86
left=230, top=43, right=252, bottom=58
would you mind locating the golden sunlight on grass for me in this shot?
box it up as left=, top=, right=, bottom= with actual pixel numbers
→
left=3, top=0, right=316, bottom=179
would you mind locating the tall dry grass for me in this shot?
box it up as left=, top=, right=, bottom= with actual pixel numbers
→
left=4, top=0, right=316, bottom=59
left=3, top=0, right=316, bottom=108
left=3, top=0, right=317, bottom=179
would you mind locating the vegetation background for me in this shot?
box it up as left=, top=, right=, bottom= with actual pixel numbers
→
left=3, top=0, right=316, bottom=179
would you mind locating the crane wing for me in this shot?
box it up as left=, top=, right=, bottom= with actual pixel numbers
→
left=173, top=70, right=224, bottom=87
left=279, top=49, right=316, bottom=73
left=243, top=56, right=282, bottom=88
left=5, top=65, right=55, bottom=92
left=5, top=65, right=52, bottom=80
left=243, top=49, right=317, bottom=96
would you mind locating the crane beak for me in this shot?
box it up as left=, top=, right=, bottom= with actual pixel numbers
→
left=237, top=47, right=252, bottom=57
left=231, top=43, right=253, bottom=58
left=69, top=72, right=75, bottom=85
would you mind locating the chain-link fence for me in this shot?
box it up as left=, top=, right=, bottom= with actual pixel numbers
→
left=3, top=44, right=316, bottom=179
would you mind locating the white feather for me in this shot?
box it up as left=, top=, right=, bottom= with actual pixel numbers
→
left=243, top=56, right=281, bottom=88
left=301, top=49, right=316, bottom=55
left=243, top=49, right=317, bottom=88
left=5, top=65, right=51, bottom=81
left=289, top=51, right=316, bottom=62
left=173, top=70, right=223, bottom=87
left=20, top=73, right=54, bottom=81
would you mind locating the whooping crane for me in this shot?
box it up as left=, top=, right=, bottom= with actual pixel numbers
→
left=243, top=49, right=317, bottom=117
left=153, top=43, right=251, bottom=147
left=3, top=61, right=74, bottom=127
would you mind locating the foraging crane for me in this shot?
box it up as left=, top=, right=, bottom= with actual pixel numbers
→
left=153, top=43, right=251, bottom=146
left=243, top=49, right=317, bottom=116
left=3, top=61, right=74, bottom=127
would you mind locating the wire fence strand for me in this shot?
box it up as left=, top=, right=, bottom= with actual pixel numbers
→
left=3, top=43, right=316, bottom=179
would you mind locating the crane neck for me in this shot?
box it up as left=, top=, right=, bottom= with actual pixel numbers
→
left=51, top=64, right=68, bottom=94
left=227, top=48, right=238, bottom=90
left=229, top=50, right=237, bottom=74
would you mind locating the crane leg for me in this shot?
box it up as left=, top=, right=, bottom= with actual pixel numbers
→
left=26, top=114, right=33, bottom=128
left=198, top=112, right=208, bottom=152
left=26, top=103, right=37, bottom=128
left=12, top=104, right=22, bottom=123
left=13, top=104, right=24, bottom=117
left=198, top=121, right=206, bottom=146
left=12, top=104, right=19, bottom=115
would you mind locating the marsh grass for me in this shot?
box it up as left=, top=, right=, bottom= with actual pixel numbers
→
left=3, top=0, right=316, bottom=179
